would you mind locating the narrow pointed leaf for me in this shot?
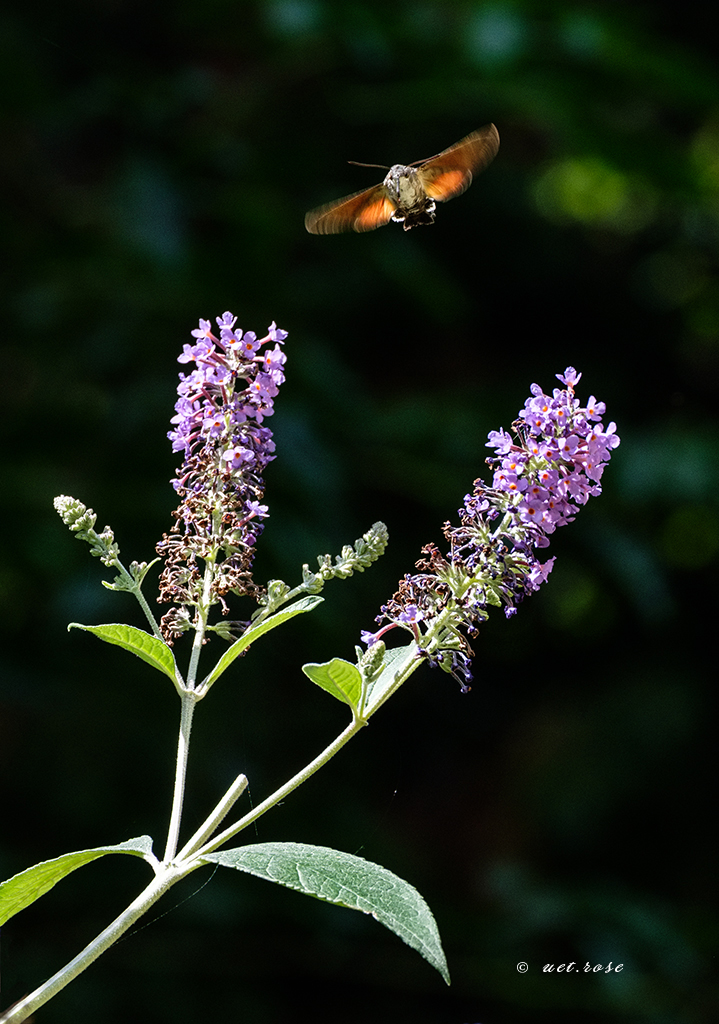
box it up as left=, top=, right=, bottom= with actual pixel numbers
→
left=202, top=595, right=324, bottom=690
left=203, top=841, right=449, bottom=984
left=302, top=658, right=362, bottom=708
left=0, top=836, right=154, bottom=927
left=69, top=623, right=177, bottom=682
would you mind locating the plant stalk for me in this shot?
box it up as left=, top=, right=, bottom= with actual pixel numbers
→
left=0, top=866, right=189, bottom=1024
left=163, top=691, right=197, bottom=863
left=193, top=715, right=367, bottom=859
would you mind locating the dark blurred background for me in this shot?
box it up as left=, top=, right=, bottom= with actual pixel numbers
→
left=1, top=1, right=717, bottom=1022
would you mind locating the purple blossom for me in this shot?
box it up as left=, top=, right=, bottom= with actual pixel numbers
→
left=364, top=369, right=619, bottom=689
left=156, top=312, right=287, bottom=642
left=268, top=321, right=288, bottom=344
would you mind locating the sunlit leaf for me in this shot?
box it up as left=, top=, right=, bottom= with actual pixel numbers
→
left=302, top=658, right=362, bottom=708
left=364, top=642, right=418, bottom=717
left=0, top=836, right=154, bottom=927
left=203, top=841, right=449, bottom=984
left=69, top=623, right=177, bottom=682
left=201, top=596, right=324, bottom=691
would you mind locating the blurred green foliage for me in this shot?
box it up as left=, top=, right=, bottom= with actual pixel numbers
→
left=1, top=1, right=717, bottom=1022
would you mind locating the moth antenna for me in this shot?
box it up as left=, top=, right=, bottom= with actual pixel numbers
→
left=347, top=160, right=391, bottom=169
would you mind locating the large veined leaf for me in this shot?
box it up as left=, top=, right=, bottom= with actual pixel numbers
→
left=0, top=836, right=154, bottom=927
left=203, top=841, right=449, bottom=984
left=69, top=623, right=177, bottom=682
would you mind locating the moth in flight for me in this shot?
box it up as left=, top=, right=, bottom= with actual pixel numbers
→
left=304, top=124, right=499, bottom=234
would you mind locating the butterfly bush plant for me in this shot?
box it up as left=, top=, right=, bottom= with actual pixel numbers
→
left=0, top=312, right=619, bottom=1022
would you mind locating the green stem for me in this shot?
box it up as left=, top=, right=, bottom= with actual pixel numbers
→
left=176, top=772, right=249, bottom=861
left=132, top=582, right=165, bottom=643
left=163, top=692, right=197, bottom=863
left=187, top=558, right=216, bottom=688
left=0, top=864, right=192, bottom=1024
left=162, top=557, right=218, bottom=863
left=193, top=716, right=367, bottom=859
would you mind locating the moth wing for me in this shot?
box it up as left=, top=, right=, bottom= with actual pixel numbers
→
left=417, top=123, right=500, bottom=203
left=305, top=184, right=396, bottom=234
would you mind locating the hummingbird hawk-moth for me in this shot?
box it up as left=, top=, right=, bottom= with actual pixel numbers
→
left=304, top=123, right=499, bottom=234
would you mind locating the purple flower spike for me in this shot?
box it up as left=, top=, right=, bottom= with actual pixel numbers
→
left=364, top=369, right=619, bottom=690
left=157, top=313, right=287, bottom=642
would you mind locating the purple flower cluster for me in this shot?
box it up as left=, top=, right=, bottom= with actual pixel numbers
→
left=363, top=369, right=619, bottom=689
left=487, top=367, right=619, bottom=545
left=157, top=312, right=287, bottom=641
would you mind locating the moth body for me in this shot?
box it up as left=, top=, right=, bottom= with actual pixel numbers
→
left=383, top=165, right=437, bottom=230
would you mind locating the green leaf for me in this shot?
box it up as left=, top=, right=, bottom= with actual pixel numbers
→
left=364, top=641, right=418, bottom=717
left=302, top=658, right=362, bottom=708
left=69, top=623, right=177, bottom=682
left=203, top=842, right=449, bottom=984
left=201, top=595, right=324, bottom=691
left=0, top=836, right=154, bottom=927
